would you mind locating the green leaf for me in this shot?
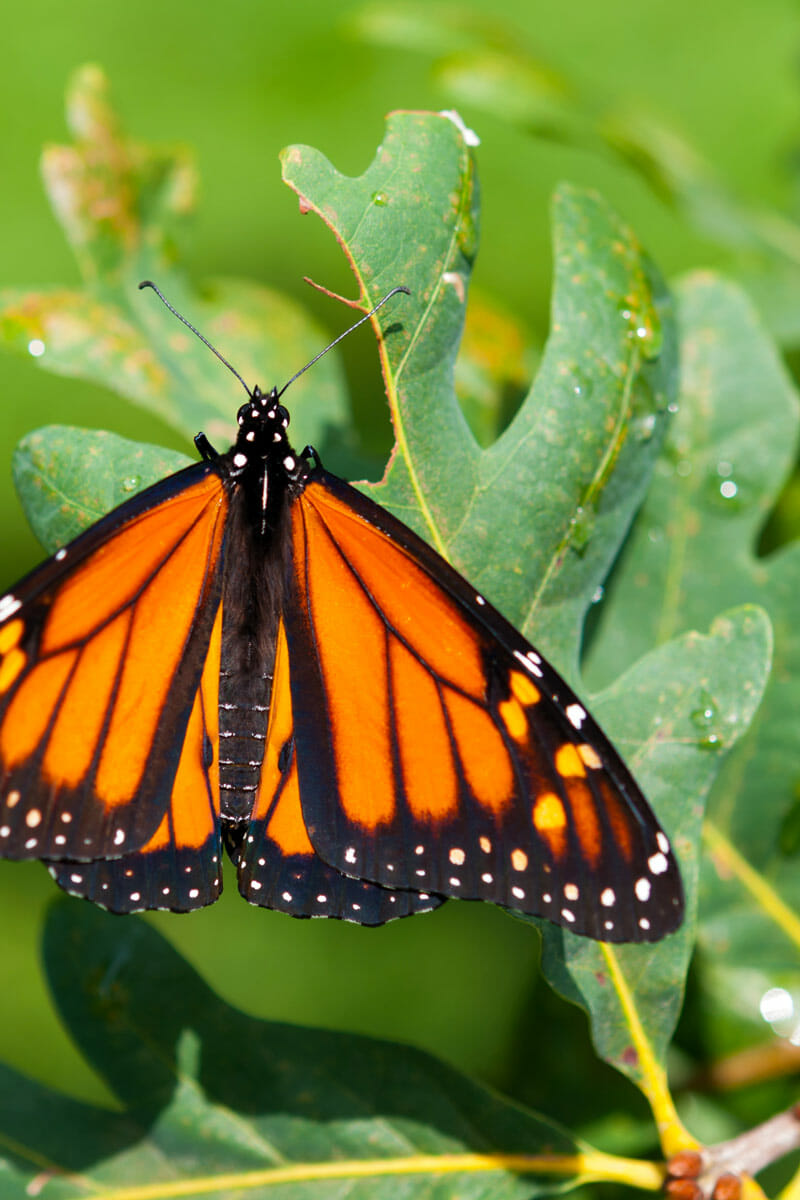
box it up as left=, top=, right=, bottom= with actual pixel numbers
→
left=0, top=66, right=349, bottom=453
left=0, top=900, right=665, bottom=1199
left=540, top=606, right=771, bottom=1124
left=12, top=427, right=192, bottom=554
left=583, top=273, right=800, bottom=1032
left=452, top=288, right=535, bottom=449
left=284, top=119, right=676, bottom=681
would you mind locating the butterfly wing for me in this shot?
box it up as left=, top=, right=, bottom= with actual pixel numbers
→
left=235, top=618, right=444, bottom=924
left=45, top=603, right=224, bottom=912
left=0, top=464, right=229, bottom=865
left=280, top=469, right=683, bottom=943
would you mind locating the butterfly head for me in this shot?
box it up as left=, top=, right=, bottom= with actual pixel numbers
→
left=227, top=384, right=311, bottom=488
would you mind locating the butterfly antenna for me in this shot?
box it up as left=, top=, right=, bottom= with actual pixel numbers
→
left=275, top=286, right=411, bottom=399
left=138, top=280, right=253, bottom=398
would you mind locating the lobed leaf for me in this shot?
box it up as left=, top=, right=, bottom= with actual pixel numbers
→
left=584, top=273, right=800, bottom=1035
left=0, top=66, right=349, bottom=452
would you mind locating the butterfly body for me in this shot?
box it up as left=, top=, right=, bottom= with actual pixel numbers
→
left=0, top=373, right=684, bottom=941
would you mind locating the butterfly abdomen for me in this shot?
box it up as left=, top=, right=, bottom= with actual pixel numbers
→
left=215, top=460, right=292, bottom=825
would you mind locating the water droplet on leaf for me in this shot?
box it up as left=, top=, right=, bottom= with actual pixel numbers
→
left=570, top=505, right=595, bottom=554
left=618, top=296, right=662, bottom=361
left=691, top=689, right=723, bottom=750
left=633, top=412, right=657, bottom=441
left=372, top=192, right=388, bottom=206
left=121, top=475, right=141, bottom=493
left=701, top=463, right=752, bottom=514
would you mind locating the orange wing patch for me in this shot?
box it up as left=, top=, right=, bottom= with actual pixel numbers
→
left=0, top=467, right=228, bottom=861
left=46, top=601, right=224, bottom=913
left=235, top=620, right=444, bottom=925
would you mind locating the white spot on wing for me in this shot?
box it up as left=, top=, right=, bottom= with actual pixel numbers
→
left=514, top=649, right=543, bottom=677
left=656, top=832, right=670, bottom=854
left=600, top=888, right=615, bottom=907
left=449, top=847, right=466, bottom=866
left=635, top=878, right=652, bottom=902
left=566, top=703, right=587, bottom=730
left=648, top=852, right=669, bottom=876
left=344, top=846, right=357, bottom=864
left=0, top=596, right=21, bottom=623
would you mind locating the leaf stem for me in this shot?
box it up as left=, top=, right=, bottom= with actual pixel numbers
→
left=600, top=943, right=698, bottom=1155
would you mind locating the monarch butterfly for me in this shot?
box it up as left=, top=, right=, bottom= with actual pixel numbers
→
left=0, top=283, right=683, bottom=942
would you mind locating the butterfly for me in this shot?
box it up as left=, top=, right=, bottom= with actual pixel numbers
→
left=0, top=283, right=683, bottom=942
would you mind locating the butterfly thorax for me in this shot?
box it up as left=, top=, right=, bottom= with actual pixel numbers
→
left=214, top=386, right=310, bottom=826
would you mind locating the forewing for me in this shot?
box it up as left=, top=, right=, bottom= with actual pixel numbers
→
left=236, top=619, right=444, bottom=925
left=283, top=471, right=683, bottom=944
left=0, top=464, right=228, bottom=862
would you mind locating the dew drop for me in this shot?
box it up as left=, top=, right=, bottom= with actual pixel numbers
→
left=618, top=297, right=663, bottom=361
left=634, top=412, right=657, bottom=441
left=372, top=191, right=388, bottom=206
left=701, top=463, right=752, bottom=514
left=570, top=505, right=596, bottom=554
left=691, top=689, right=724, bottom=750
left=121, top=475, right=141, bottom=493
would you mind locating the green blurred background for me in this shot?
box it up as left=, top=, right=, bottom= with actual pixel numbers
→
left=1, top=0, right=798, bottom=1123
